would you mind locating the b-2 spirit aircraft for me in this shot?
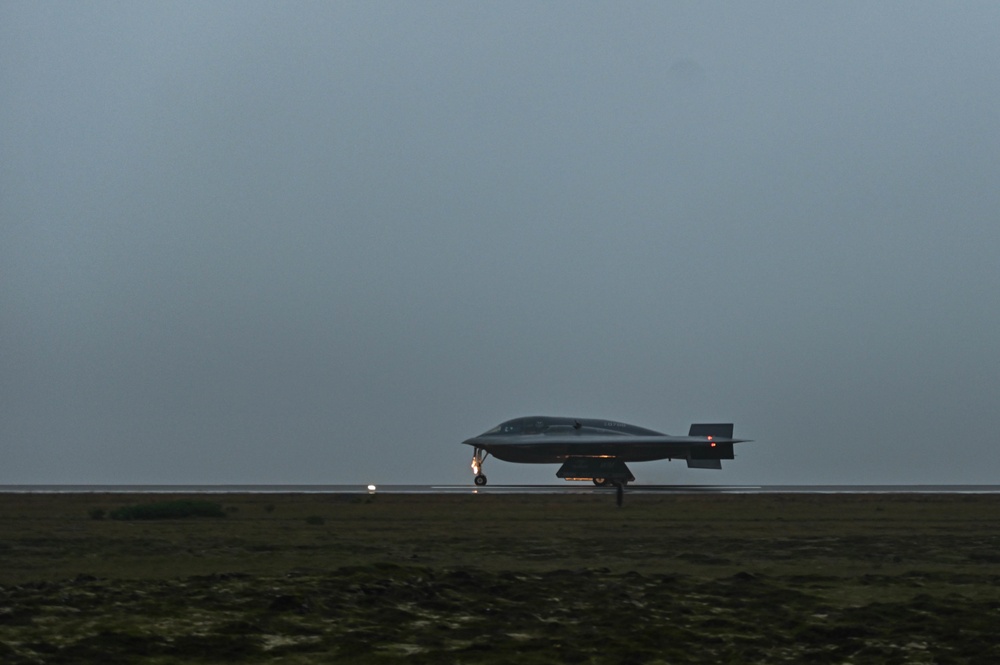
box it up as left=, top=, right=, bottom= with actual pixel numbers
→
left=463, top=416, right=750, bottom=488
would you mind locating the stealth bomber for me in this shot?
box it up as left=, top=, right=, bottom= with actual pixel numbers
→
left=463, top=416, right=751, bottom=487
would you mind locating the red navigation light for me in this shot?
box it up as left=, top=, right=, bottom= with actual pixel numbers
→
left=710, top=442, right=717, bottom=448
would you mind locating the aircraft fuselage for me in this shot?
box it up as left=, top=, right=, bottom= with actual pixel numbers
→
left=463, top=416, right=750, bottom=486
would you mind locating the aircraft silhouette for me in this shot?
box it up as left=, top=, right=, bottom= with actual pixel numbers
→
left=464, top=416, right=751, bottom=490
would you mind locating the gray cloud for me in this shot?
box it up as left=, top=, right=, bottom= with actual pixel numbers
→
left=3, top=2, right=999, bottom=485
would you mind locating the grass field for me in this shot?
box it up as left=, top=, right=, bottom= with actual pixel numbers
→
left=2, top=492, right=999, bottom=663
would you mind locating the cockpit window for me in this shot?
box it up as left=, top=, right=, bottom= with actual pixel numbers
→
left=521, top=418, right=549, bottom=434
left=491, top=418, right=550, bottom=435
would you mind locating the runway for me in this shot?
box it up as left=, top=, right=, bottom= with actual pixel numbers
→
left=3, top=484, right=1000, bottom=494
left=435, top=484, right=1000, bottom=494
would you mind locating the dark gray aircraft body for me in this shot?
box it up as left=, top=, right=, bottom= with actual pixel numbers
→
left=463, top=416, right=750, bottom=486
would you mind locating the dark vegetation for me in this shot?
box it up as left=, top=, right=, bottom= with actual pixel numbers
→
left=1, top=492, right=999, bottom=663
left=108, top=499, right=226, bottom=521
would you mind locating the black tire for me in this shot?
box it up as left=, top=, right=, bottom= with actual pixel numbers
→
left=593, top=478, right=608, bottom=487
left=474, top=474, right=487, bottom=486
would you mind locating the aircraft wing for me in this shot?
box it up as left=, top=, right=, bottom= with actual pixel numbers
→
left=465, top=434, right=748, bottom=464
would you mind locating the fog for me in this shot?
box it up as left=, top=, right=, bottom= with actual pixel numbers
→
left=3, top=2, right=999, bottom=485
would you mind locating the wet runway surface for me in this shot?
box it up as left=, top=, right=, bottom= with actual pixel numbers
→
left=4, top=484, right=1000, bottom=494
left=415, top=484, right=1000, bottom=495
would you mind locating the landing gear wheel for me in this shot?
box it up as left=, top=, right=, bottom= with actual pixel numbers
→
left=593, top=478, right=608, bottom=487
left=474, top=474, right=487, bottom=486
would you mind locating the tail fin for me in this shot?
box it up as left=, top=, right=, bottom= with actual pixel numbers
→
left=688, top=423, right=734, bottom=438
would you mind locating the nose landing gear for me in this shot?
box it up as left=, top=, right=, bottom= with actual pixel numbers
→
left=471, top=448, right=489, bottom=486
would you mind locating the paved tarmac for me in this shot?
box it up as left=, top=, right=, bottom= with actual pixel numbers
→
left=430, top=484, right=1000, bottom=494
left=3, top=484, right=1000, bottom=494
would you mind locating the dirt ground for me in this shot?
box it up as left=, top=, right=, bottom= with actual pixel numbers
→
left=2, top=492, right=999, bottom=663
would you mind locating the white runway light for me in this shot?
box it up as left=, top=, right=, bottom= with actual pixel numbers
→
left=367, top=484, right=377, bottom=492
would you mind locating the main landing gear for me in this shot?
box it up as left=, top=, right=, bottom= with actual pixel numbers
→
left=592, top=477, right=628, bottom=487
left=471, top=447, right=489, bottom=486
left=592, top=478, right=626, bottom=506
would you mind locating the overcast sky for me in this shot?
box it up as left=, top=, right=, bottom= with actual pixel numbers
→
left=3, top=2, right=999, bottom=486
